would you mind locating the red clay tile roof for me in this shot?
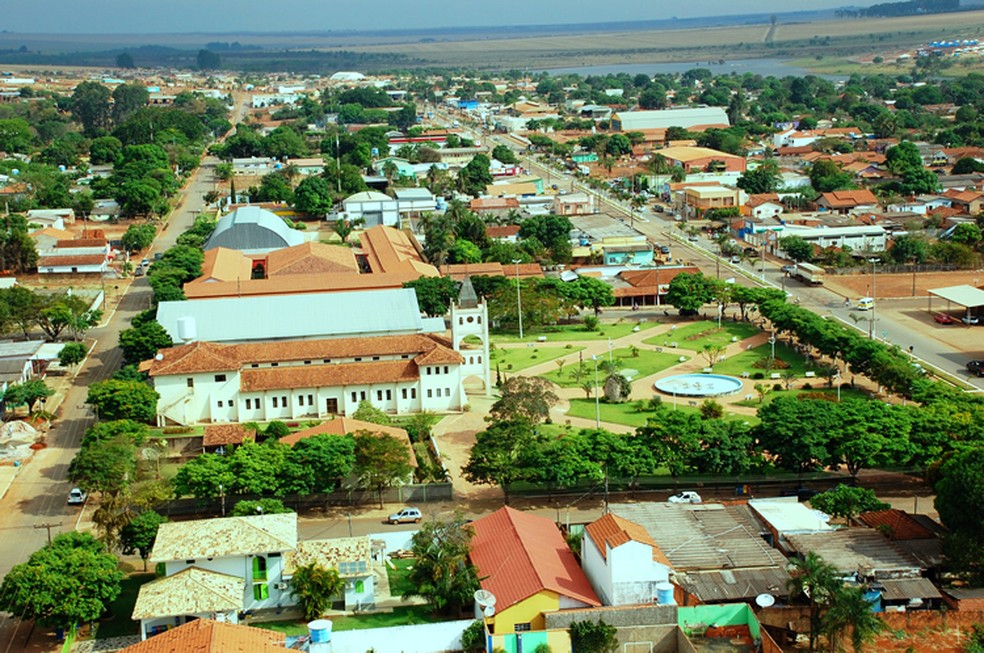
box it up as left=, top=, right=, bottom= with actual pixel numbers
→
left=440, top=262, right=543, bottom=281
left=746, top=193, right=782, bottom=208
left=55, top=238, right=106, bottom=248
left=198, top=247, right=254, bottom=282
left=486, top=225, right=521, bottom=239
left=614, top=266, right=700, bottom=298
left=145, top=334, right=458, bottom=377
left=584, top=513, right=672, bottom=567
left=855, top=509, right=937, bottom=541
left=820, top=189, right=879, bottom=208
left=265, top=242, right=359, bottom=276
left=469, top=506, right=600, bottom=611
left=203, top=424, right=256, bottom=447
left=415, top=347, right=465, bottom=366
left=37, top=254, right=106, bottom=267
left=119, top=619, right=290, bottom=653
left=240, top=360, right=419, bottom=391
left=279, top=417, right=417, bottom=466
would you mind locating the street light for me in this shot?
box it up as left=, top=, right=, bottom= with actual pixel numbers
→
left=834, top=372, right=842, bottom=402
left=511, top=259, right=523, bottom=340
left=218, top=483, right=226, bottom=517
left=868, top=258, right=879, bottom=340
left=769, top=331, right=777, bottom=362
left=591, top=355, right=601, bottom=428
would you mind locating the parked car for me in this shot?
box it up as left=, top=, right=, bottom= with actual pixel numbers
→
left=781, top=265, right=796, bottom=274
left=934, top=313, right=958, bottom=324
left=963, top=315, right=980, bottom=325
left=387, top=507, right=422, bottom=524
left=687, top=234, right=699, bottom=242
left=653, top=205, right=665, bottom=213
left=140, top=258, right=150, bottom=267
left=133, top=266, right=145, bottom=277
left=743, top=247, right=760, bottom=258
left=68, top=488, right=87, bottom=505
left=729, top=255, right=742, bottom=264
left=967, top=360, right=984, bottom=376
left=659, top=245, right=671, bottom=255
left=667, top=491, right=702, bottom=504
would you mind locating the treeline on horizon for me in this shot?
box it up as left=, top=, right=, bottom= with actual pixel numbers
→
left=837, top=0, right=962, bottom=17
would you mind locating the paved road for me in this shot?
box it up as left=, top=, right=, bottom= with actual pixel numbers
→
left=0, top=159, right=214, bottom=652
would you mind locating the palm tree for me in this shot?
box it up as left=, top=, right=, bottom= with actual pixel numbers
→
left=823, top=585, right=885, bottom=653
left=290, top=563, right=344, bottom=620
left=787, top=552, right=840, bottom=652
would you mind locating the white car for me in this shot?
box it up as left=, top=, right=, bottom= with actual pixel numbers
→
left=68, top=488, right=88, bottom=505
left=963, top=315, right=980, bottom=325
left=387, top=507, right=422, bottom=524
left=667, top=491, right=702, bottom=504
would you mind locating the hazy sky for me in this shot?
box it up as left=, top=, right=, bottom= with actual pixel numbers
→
left=4, top=1, right=877, bottom=33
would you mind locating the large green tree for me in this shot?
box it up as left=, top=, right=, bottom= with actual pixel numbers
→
left=118, top=320, right=173, bottom=365
left=736, top=160, right=782, bottom=194
left=86, top=380, right=160, bottom=423
left=120, top=511, right=168, bottom=570
left=0, top=532, right=124, bottom=629
left=665, top=272, right=719, bottom=314
left=290, top=563, right=344, bottom=620
left=353, top=432, right=413, bottom=508
left=293, top=176, right=333, bottom=216
left=489, top=376, right=559, bottom=424
left=404, top=514, right=480, bottom=614
left=403, top=276, right=458, bottom=317
left=787, top=551, right=840, bottom=653
left=457, top=154, right=493, bottom=197
left=71, top=81, right=112, bottom=135
left=810, top=484, right=889, bottom=525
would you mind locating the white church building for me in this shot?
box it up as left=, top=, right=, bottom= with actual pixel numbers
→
left=141, top=281, right=490, bottom=426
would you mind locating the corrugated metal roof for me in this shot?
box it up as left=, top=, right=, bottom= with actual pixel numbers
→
left=675, top=567, right=791, bottom=603
left=784, top=530, right=922, bottom=576
left=613, top=107, right=729, bottom=131
left=928, top=285, right=984, bottom=309
left=157, top=288, right=426, bottom=344
left=877, top=578, right=942, bottom=601
left=611, top=502, right=786, bottom=571
left=205, top=205, right=305, bottom=252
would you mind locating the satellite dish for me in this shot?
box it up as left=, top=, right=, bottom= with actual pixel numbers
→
left=155, top=353, right=164, bottom=361
left=484, top=604, right=495, bottom=617
left=755, top=593, right=776, bottom=608
left=474, top=589, right=496, bottom=608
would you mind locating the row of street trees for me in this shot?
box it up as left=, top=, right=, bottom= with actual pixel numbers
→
left=0, top=286, right=101, bottom=341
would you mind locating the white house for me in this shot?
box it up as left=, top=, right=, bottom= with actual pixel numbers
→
left=342, top=191, right=400, bottom=228
left=25, top=208, right=74, bottom=228
left=393, top=188, right=437, bottom=218
left=36, top=238, right=110, bottom=275
left=778, top=224, right=888, bottom=254
left=582, top=513, right=672, bottom=606
left=232, top=157, right=277, bottom=175
left=134, top=513, right=378, bottom=640
left=141, top=333, right=468, bottom=426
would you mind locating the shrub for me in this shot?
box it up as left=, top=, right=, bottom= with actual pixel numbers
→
left=752, top=372, right=765, bottom=380
left=162, top=426, right=193, bottom=435
left=583, top=315, right=599, bottom=331
left=773, top=383, right=783, bottom=392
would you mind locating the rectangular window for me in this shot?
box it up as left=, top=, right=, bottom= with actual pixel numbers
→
left=426, top=367, right=431, bottom=375
left=386, top=389, right=392, bottom=400
left=372, top=356, right=380, bottom=361
left=251, top=363, right=259, bottom=368
left=354, top=357, right=362, bottom=362
left=186, top=378, right=194, bottom=388
left=271, top=362, right=279, bottom=367
left=214, top=374, right=226, bottom=382
left=298, top=396, right=304, bottom=406
left=253, top=583, right=269, bottom=601
left=304, top=360, right=311, bottom=365
left=411, top=388, right=417, bottom=399
left=351, top=392, right=358, bottom=403
left=360, top=391, right=366, bottom=401
left=281, top=396, right=287, bottom=407
left=272, top=397, right=278, bottom=408
left=307, top=394, right=314, bottom=405
left=445, top=388, right=451, bottom=397
left=401, top=388, right=408, bottom=400
left=246, top=398, right=252, bottom=410
left=514, top=623, right=531, bottom=632
left=324, top=359, right=331, bottom=364
left=427, top=389, right=433, bottom=398
left=402, top=354, right=409, bottom=359
left=444, top=366, right=449, bottom=374
left=252, top=557, right=268, bottom=581
left=377, top=390, right=383, bottom=401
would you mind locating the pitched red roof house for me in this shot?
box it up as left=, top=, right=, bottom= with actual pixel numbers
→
left=469, top=506, right=600, bottom=612
left=120, top=619, right=291, bottom=653
left=817, top=189, right=879, bottom=212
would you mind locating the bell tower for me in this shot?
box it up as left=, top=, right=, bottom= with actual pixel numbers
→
left=450, top=276, right=491, bottom=396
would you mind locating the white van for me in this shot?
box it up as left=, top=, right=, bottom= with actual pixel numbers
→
left=856, top=297, right=875, bottom=311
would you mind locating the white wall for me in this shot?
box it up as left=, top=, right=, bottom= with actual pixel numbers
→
left=331, top=619, right=473, bottom=653
left=581, top=535, right=671, bottom=606
left=582, top=532, right=614, bottom=605
left=164, top=553, right=292, bottom=611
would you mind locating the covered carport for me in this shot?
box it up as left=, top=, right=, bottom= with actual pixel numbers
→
left=927, top=284, right=984, bottom=323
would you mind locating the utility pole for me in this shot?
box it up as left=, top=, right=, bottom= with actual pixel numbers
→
left=34, top=522, right=62, bottom=545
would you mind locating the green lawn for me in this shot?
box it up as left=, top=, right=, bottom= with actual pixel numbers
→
left=256, top=606, right=446, bottom=634
left=490, top=345, right=583, bottom=372
left=386, top=558, right=416, bottom=598
left=566, top=397, right=759, bottom=428
left=644, top=320, right=761, bottom=351
left=541, top=347, right=686, bottom=388
left=710, top=342, right=818, bottom=378
left=733, top=386, right=872, bottom=408
left=491, top=320, right=662, bottom=343
left=96, top=573, right=155, bottom=639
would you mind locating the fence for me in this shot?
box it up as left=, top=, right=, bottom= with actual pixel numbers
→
left=825, top=263, right=957, bottom=275
left=158, top=483, right=454, bottom=518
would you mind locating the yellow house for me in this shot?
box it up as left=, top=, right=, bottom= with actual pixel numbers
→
left=469, top=507, right=600, bottom=652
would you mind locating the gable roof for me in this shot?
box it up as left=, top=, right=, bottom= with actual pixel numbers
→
left=819, top=189, right=879, bottom=208
left=279, top=417, right=417, bottom=467
left=584, top=513, right=671, bottom=566
left=265, top=242, right=360, bottom=276
left=855, top=509, right=941, bottom=540
left=119, top=619, right=289, bottom=653
left=284, top=536, right=372, bottom=577
left=239, top=360, right=421, bottom=391
left=131, top=567, right=245, bottom=619
left=198, top=247, right=254, bottom=283
left=150, top=513, right=298, bottom=563
left=469, top=506, right=600, bottom=611
left=144, top=333, right=460, bottom=377
left=203, top=424, right=256, bottom=447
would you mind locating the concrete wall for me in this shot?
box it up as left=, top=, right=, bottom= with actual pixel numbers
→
left=330, top=619, right=473, bottom=653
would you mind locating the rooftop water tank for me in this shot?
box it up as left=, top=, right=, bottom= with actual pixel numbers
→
left=656, top=582, right=676, bottom=606
left=176, top=316, right=197, bottom=343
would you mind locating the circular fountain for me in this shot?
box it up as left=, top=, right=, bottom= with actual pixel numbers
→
left=653, top=373, right=744, bottom=398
